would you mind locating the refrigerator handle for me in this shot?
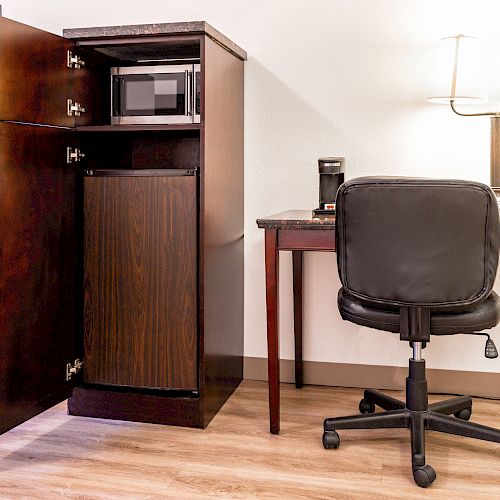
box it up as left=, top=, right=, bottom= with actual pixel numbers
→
left=84, top=168, right=198, bottom=177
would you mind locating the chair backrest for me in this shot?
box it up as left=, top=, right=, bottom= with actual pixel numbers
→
left=335, top=177, right=500, bottom=311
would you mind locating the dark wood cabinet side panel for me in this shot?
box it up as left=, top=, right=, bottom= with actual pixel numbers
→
left=0, top=123, right=78, bottom=434
left=83, top=175, right=198, bottom=390
left=131, top=134, right=201, bottom=170
left=0, top=17, right=73, bottom=127
left=201, top=37, right=244, bottom=425
left=69, top=386, right=203, bottom=428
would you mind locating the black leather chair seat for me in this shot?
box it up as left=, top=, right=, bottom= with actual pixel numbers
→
left=338, top=288, right=500, bottom=335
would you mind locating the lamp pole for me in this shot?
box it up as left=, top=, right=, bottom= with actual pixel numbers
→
left=449, top=101, right=500, bottom=190
left=491, top=117, right=500, bottom=189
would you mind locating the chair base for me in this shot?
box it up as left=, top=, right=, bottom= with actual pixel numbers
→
left=323, top=388, right=500, bottom=488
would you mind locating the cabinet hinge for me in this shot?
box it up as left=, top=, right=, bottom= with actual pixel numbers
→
left=66, top=358, right=83, bottom=381
left=67, top=147, right=85, bottom=164
left=67, top=99, right=86, bottom=117
left=67, top=50, right=86, bottom=69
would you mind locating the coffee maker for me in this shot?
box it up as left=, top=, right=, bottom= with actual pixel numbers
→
left=313, top=157, right=345, bottom=216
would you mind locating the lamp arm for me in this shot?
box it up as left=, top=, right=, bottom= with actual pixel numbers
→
left=450, top=100, right=499, bottom=117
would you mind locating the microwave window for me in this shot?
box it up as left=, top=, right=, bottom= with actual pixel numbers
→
left=114, top=73, right=185, bottom=116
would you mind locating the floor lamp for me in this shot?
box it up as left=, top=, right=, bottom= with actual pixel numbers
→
left=428, top=34, right=500, bottom=192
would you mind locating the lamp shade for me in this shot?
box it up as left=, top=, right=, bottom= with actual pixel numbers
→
left=428, top=35, right=488, bottom=104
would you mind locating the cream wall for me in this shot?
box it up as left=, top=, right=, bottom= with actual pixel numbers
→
left=3, top=0, right=500, bottom=373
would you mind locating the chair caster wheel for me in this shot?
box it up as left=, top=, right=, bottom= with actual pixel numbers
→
left=412, top=464, right=436, bottom=488
left=454, top=408, right=472, bottom=421
left=359, top=399, right=375, bottom=414
left=322, top=431, right=340, bottom=449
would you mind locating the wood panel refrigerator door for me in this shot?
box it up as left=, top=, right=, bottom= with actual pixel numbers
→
left=0, top=123, right=79, bottom=434
left=0, top=17, right=73, bottom=126
left=83, top=175, right=198, bottom=390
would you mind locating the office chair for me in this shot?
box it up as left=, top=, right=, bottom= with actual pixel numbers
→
left=322, top=177, right=500, bottom=487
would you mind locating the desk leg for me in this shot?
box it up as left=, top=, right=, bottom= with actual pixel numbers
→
left=265, top=228, right=280, bottom=434
left=292, top=251, right=303, bottom=388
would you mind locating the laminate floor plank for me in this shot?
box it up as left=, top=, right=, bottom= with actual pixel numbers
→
left=0, top=380, right=498, bottom=498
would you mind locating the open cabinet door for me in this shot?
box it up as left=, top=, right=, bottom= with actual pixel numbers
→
left=0, top=122, right=79, bottom=434
left=0, top=17, right=74, bottom=127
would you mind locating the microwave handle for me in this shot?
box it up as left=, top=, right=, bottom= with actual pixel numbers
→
left=184, top=70, right=192, bottom=117
left=193, top=64, right=201, bottom=123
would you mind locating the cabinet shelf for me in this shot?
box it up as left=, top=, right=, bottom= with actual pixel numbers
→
left=76, top=124, right=202, bottom=132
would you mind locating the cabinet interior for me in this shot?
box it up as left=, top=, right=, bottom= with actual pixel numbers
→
left=72, top=38, right=203, bottom=171
left=77, top=130, right=200, bottom=171
left=77, top=38, right=201, bottom=128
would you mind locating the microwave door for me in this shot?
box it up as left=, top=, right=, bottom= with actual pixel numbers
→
left=111, top=65, right=194, bottom=125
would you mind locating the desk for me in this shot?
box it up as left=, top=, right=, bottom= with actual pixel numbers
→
left=256, top=210, right=336, bottom=434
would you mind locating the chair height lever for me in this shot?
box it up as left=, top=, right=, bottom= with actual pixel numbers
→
left=484, top=334, right=498, bottom=359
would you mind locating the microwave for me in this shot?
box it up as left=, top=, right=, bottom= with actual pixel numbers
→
left=111, top=64, right=201, bottom=125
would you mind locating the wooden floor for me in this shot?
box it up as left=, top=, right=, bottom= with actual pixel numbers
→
left=0, top=380, right=499, bottom=499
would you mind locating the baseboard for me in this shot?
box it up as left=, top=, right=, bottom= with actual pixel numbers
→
left=243, top=357, right=500, bottom=399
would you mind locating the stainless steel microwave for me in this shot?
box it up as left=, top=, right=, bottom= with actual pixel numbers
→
left=111, top=64, right=201, bottom=125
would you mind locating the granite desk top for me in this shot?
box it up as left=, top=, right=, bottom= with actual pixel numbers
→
left=257, top=210, right=336, bottom=230
left=63, top=21, right=247, bottom=61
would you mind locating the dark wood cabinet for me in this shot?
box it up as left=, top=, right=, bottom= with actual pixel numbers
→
left=0, top=16, right=245, bottom=431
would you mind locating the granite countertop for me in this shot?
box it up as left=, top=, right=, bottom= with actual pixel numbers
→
left=63, top=21, right=247, bottom=61
left=257, top=210, right=336, bottom=230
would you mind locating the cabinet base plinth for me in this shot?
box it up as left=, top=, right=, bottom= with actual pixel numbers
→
left=68, top=386, right=204, bottom=428
left=68, top=376, right=243, bottom=429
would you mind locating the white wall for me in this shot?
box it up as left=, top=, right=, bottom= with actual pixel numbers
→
left=3, top=0, right=500, bottom=373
